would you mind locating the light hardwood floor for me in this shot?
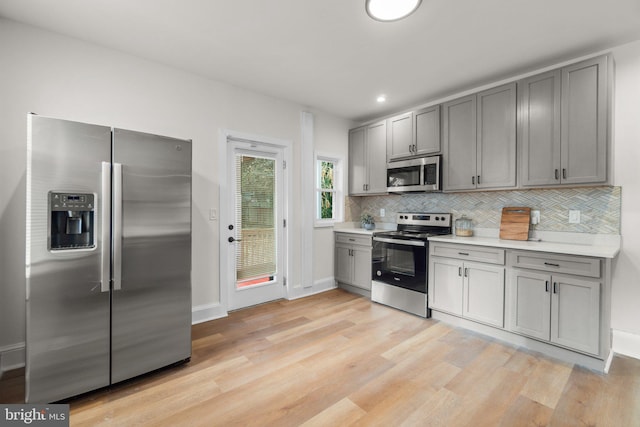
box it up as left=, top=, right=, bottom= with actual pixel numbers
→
left=2, top=289, right=639, bottom=426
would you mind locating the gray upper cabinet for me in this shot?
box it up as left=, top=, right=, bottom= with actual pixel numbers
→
left=561, top=56, right=608, bottom=185
left=477, top=83, right=517, bottom=189
left=520, top=70, right=562, bottom=186
left=349, top=120, right=387, bottom=195
left=520, top=55, right=609, bottom=187
left=443, top=83, right=516, bottom=191
left=443, top=95, right=476, bottom=191
left=387, top=105, right=440, bottom=162
left=387, top=112, right=413, bottom=161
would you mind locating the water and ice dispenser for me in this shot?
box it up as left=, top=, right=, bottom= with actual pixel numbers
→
left=49, top=192, right=96, bottom=250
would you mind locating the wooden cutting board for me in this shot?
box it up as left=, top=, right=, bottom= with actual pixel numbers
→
left=499, top=207, right=531, bottom=240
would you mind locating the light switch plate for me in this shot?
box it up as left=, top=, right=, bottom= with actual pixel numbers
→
left=209, top=208, right=217, bottom=221
left=531, top=210, right=540, bottom=225
left=569, top=210, right=581, bottom=224
left=380, top=208, right=385, bottom=217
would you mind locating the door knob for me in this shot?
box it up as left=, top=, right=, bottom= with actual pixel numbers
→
left=228, top=236, right=242, bottom=243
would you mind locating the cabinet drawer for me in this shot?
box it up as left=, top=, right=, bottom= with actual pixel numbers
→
left=430, top=243, right=505, bottom=265
left=510, top=251, right=600, bottom=278
left=335, top=233, right=371, bottom=247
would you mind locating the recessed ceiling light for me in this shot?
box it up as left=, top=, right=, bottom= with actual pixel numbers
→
left=366, top=0, right=422, bottom=22
left=376, top=95, right=387, bottom=103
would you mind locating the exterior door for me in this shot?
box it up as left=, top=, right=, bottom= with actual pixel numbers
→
left=226, top=140, right=286, bottom=310
left=111, top=129, right=192, bottom=384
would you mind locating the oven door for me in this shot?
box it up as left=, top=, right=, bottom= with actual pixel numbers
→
left=372, top=237, right=427, bottom=293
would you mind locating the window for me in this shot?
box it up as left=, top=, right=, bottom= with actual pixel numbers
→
left=315, top=155, right=342, bottom=226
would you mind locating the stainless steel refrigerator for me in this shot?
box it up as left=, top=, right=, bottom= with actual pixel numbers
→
left=25, top=114, right=192, bottom=403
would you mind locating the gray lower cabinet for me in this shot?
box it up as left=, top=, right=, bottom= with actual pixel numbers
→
left=520, top=55, right=609, bottom=187
left=443, top=82, right=516, bottom=191
left=508, top=269, right=601, bottom=355
left=508, top=250, right=602, bottom=355
left=429, top=243, right=505, bottom=327
left=349, top=121, right=387, bottom=195
left=335, top=233, right=372, bottom=291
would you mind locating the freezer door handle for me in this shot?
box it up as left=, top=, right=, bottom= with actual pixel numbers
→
left=101, top=162, right=111, bottom=292
left=113, top=162, right=123, bottom=291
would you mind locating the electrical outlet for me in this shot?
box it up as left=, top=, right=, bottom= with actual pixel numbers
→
left=531, top=210, right=540, bottom=225
left=569, top=210, right=581, bottom=224
left=380, top=208, right=385, bottom=217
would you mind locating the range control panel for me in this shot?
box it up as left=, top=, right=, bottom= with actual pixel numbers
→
left=396, top=212, right=451, bottom=227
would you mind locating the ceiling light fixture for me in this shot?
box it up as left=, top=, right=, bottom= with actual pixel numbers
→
left=366, top=0, right=422, bottom=22
left=376, top=95, right=387, bottom=103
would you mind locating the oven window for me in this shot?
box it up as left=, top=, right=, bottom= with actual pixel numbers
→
left=372, top=240, right=427, bottom=293
left=387, top=166, right=420, bottom=187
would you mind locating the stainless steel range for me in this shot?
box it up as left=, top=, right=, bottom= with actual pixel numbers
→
left=371, top=213, right=452, bottom=317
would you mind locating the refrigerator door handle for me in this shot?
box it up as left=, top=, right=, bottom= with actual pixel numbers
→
left=101, top=162, right=111, bottom=292
left=113, top=162, right=123, bottom=291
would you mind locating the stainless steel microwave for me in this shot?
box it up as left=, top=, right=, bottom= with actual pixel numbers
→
left=387, top=155, right=441, bottom=193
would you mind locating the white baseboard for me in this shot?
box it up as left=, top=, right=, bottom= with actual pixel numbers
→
left=192, top=302, right=228, bottom=325
left=288, top=277, right=337, bottom=300
left=0, top=342, right=25, bottom=372
left=612, top=329, right=640, bottom=360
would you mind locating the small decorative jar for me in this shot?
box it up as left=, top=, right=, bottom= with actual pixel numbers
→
left=455, top=216, right=473, bottom=237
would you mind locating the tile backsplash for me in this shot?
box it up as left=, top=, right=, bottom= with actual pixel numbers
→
left=346, top=186, right=621, bottom=234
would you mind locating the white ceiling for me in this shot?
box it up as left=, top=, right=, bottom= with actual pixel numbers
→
left=1, top=0, right=640, bottom=122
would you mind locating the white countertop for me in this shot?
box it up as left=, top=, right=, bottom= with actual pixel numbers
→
left=428, top=233, right=621, bottom=259
left=333, top=222, right=395, bottom=236
left=334, top=224, right=620, bottom=258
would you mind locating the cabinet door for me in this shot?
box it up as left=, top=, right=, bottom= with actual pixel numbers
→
left=366, top=120, right=388, bottom=193
left=415, top=105, right=441, bottom=155
left=348, top=127, right=367, bottom=195
left=508, top=270, right=551, bottom=341
left=560, top=56, right=608, bottom=185
left=463, top=262, right=505, bottom=328
left=520, top=71, right=561, bottom=187
left=387, top=112, right=414, bottom=162
left=335, top=245, right=353, bottom=285
left=429, top=257, right=463, bottom=315
left=551, top=275, right=600, bottom=355
left=351, top=247, right=372, bottom=290
left=476, top=83, right=516, bottom=189
left=443, top=95, right=477, bottom=191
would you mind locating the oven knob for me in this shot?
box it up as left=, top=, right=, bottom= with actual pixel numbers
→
left=435, top=217, right=440, bottom=221
left=376, top=271, right=382, bottom=277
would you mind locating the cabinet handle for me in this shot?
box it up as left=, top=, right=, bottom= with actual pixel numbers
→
left=458, top=252, right=469, bottom=256
left=545, top=280, right=549, bottom=292
left=464, top=268, right=469, bottom=277
left=553, top=282, right=558, bottom=294
left=348, top=238, right=356, bottom=242
left=472, top=176, right=475, bottom=185
left=458, top=267, right=462, bottom=277
left=562, top=169, right=567, bottom=179
left=544, top=262, right=560, bottom=267
left=413, top=144, right=417, bottom=153
left=477, top=175, right=481, bottom=185
left=555, top=169, right=559, bottom=180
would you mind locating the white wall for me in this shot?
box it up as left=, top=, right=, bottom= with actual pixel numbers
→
left=611, top=39, right=640, bottom=356
left=0, top=19, right=351, bottom=367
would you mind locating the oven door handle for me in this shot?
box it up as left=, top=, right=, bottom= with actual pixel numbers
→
left=373, top=237, right=426, bottom=247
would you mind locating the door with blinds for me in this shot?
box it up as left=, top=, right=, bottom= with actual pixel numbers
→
left=226, top=140, right=286, bottom=310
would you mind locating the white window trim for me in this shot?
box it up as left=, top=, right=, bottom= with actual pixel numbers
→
left=314, top=152, right=343, bottom=227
